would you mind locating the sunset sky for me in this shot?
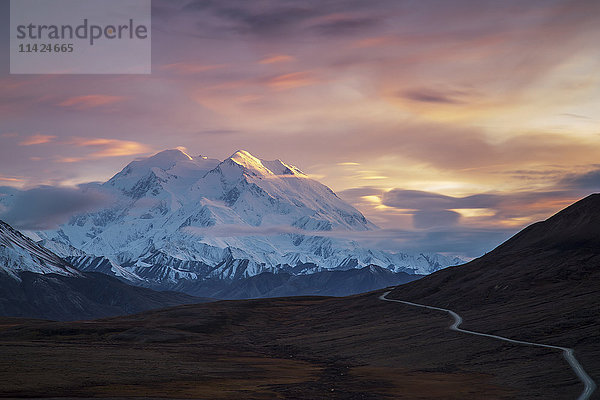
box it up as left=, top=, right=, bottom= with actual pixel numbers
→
left=1, top=0, right=600, bottom=256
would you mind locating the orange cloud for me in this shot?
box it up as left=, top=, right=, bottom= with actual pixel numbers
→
left=56, top=157, right=84, bottom=163
left=58, top=95, right=125, bottom=109
left=18, top=134, right=56, bottom=146
left=160, top=63, right=226, bottom=74
left=0, top=175, right=24, bottom=183
left=267, top=72, right=317, bottom=90
left=259, top=55, right=295, bottom=64
left=68, top=138, right=151, bottom=159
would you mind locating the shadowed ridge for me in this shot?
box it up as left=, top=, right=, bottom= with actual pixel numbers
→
left=389, top=193, right=600, bottom=305
left=493, top=193, right=600, bottom=253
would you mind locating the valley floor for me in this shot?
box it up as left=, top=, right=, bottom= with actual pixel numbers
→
left=0, top=290, right=589, bottom=399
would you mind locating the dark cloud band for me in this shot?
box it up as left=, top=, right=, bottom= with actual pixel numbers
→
left=0, top=186, right=112, bottom=230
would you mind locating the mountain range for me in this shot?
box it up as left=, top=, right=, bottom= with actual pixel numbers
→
left=0, top=216, right=421, bottom=319
left=0, top=220, right=205, bottom=320
left=2, top=149, right=461, bottom=298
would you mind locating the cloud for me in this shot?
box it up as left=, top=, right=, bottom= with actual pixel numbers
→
left=160, top=63, right=226, bottom=74
left=380, top=188, right=583, bottom=229
left=381, top=189, right=497, bottom=210
left=311, top=15, right=381, bottom=36
left=55, top=157, right=85, bottom=163
left=320, top=225, right=510, bottom=257
left=344, top=187, right=597, bottom=255
left=179, top=0, right=387, bottom=37
left=67, top=138, right=151, bottom=159
left=200, top=129, right=238, bottom=135
left=267, top=72, right=318, bottom=90
left=183, top=0, right=319, bottom=35
left=18, top=134, right=56, bottom=146
left=412, top=209, right=461, bottom=229
left=381, top=189, right=480, bottom=228
left=182, top=222, right=506, bottom=257
left=338, top=186, right=384, bottom=202
left=391, top=227, right=514, bottom=257
left=219, top=117, right=599, bottom=172
left=401, top=88, right=467, bottom=104
left=318, top=122, right=600, bottom=170
left=560, top=113, right=592, bottom=120
left=0, top=186, right=112, bottom=230
left=58, top=95, right=125, bottom=109
left=183, top=224, right=302, bottom=237
left=0, top=176, right=24, bottom=184
left=560, top=168, right=600, bottom=190
left=259, top=55, right=295, bottom=64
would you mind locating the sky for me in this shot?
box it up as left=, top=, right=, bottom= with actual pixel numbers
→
left=1, top=0, right=600, bottom=257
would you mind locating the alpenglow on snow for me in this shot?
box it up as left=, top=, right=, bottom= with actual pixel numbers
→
left=22, top=149, right=462, bottom=290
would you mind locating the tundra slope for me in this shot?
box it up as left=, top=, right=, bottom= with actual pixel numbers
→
left=380, top=291, right=596, bottom=400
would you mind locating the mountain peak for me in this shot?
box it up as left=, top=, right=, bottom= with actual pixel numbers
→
left=105, top=149, right=220, bottom=193
left=225, top=150, right=306, bottom=177
left=116, top=149, right=197, bottom=175
left=145, top=149, right=194, bottom=166
left=226, top=150, right=274, bottom=176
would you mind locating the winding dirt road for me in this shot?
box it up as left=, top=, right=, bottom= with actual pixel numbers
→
left=379, top=291, right=597, bottom=400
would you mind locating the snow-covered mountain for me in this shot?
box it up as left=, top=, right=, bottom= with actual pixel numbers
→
left=35, top=149, right=463, bottom=294
left=0, top=220, right=80, bottom=280
left=0, top=219, right=205, bottom=320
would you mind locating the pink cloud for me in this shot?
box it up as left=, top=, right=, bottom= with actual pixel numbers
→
left=259, top=55, right=295, bottom=64
left=0, top=175, right=24, bottom=183
left=267, top=72, right=318, bottom=90
left=18, top=134, right=56, bottom=146
left=55, top=157, right=84, bottom=163
left=67, top=138, right=151, bottom=159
